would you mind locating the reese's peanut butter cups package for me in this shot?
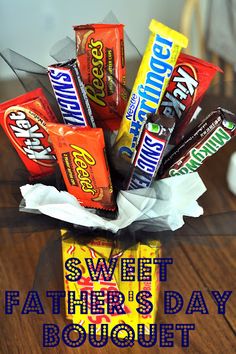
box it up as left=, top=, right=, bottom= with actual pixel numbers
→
left=47, top=123, right=116, bottom=210
left=74, top=23, right=127, bottom=131
left=0, top=88, right=58, bottom=179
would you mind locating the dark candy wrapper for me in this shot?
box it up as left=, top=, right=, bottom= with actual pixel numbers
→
left=160, top=108, right=236, bottom=178
left=126, top=114, right=175, bottom=190
left=48, top=59, right=95, bottom=127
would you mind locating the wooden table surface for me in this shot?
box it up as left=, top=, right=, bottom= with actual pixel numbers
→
left=0, top=96, right=236, bottom=353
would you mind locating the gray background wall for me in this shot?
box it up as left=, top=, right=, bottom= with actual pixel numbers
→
left=0, top=0, right=209, bottom=102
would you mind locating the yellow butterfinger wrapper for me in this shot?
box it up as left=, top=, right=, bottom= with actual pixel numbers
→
left=114, top=19, right=188, bottom=162
left=61, top=231, right=161, bottom=339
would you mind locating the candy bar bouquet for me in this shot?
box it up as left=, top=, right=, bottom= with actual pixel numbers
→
left=1, top=17, right=236, bottom=338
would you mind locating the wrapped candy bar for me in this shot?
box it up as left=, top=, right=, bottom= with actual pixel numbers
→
left=46, top=123, right=116, bottom=210
left=126, top=115, right=175, bottom=190
left=74, top=23, right=127, bottom=130
left=48, top=59, right=96, bottom=127
left=0, top=88, right=58, bottom=179
left=160, top=108, right=236, bottom=178
left=114, top=19, right=188, bottom=162
left=159, top=53, right=222, bottom=145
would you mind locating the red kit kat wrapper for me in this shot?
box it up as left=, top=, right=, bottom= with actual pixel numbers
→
left=0, top=88, right=58, bottom=179
left=159, top=53, right=222, bottom=145
left=74, top=23, right=127, bottom=131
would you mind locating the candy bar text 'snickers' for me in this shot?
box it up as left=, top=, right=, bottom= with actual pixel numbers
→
left=0, top=88, right=58, bottom=179
left=114, top=19, right=188, bottom=162
left=48, top=59, right=95, bottom=127
left=160, top=108, right=236, bottom=178
left=126, top=116, right=175, bottom=190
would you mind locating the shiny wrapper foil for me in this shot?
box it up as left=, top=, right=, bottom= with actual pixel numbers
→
left=62, top=231, right=161, bottom=339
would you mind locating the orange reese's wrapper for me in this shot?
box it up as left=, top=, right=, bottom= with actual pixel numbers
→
left=74, top=23, right=127, bottom=131
left=47, top=124, right=115, bottom=210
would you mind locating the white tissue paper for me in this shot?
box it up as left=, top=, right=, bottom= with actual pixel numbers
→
left=20, top=172, right=206, bottom=233
left=227, top=152, right=236, bottom=196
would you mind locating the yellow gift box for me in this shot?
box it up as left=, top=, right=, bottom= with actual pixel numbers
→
left=61, top=230, right=161, bottom=339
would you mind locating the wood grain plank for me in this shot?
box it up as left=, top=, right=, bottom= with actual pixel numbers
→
left=158, top=238, right=236, bottom=354
left=179, top=236, right=236, bottom=331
